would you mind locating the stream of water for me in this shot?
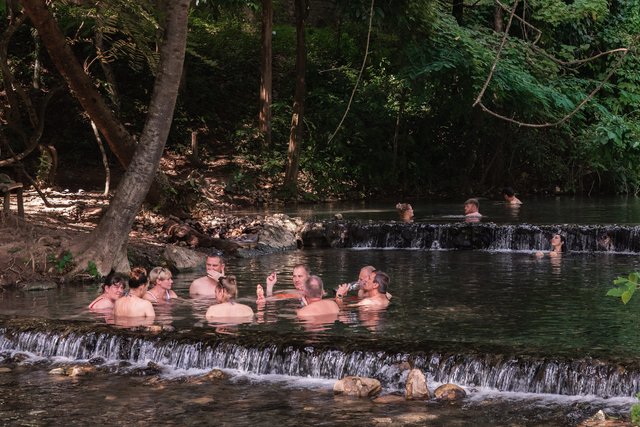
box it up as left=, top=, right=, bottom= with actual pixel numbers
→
left=3, top=197, right=640, bottom=425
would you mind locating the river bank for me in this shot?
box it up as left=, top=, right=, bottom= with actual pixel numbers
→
left=0, top=187, right=302, bottom=289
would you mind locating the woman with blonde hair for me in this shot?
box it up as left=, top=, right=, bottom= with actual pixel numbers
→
left=144, top=267, right=178, bottom=303
left=206, top=276, right=254, bottom=320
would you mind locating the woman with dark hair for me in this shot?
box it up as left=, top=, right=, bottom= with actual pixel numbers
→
left=206, top=276, right=254, bottom=320
left=113, top=267, right=155, bottom=324
left=88, top=272, right=126, bottom=310
left=536, top=234, right=567, bottom=257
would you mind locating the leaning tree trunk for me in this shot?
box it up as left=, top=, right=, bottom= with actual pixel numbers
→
left=283, top=0, right=307, bottom=194
left=21, top=0, right=137, bottom=168
left=494, top=3, right=504, bottom=32
left=67, top=0, right=190, bottom=275
left=21, top=0, right=168, bottom=205
left=259, top=0, right=273, bottom=147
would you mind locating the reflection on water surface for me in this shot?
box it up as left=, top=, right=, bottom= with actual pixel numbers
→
left=1, top=248, right=639, bottom=425
left=1, top=249, right=639, bottom=359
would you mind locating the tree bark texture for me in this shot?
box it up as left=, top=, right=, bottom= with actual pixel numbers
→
left=452, top=0, right=464, bottom=25
left=259, top=0, right=273, bottom=146
left=69, top=0, right=190, bottom=275
left=283, top=0, right=307, bottom=193
left=494, top=3, right=504, bottom=32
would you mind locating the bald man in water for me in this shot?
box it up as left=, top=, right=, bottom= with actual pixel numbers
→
left=297, top=275, right=339, bottom=318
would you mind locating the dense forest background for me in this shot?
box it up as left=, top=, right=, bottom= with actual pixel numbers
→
left=1, top=0, right=639, bottom=204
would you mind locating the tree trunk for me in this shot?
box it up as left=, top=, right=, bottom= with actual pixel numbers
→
left=68, top=0, right=190, bottom=275
left=494, top=3, right=504, bottom=33
left=452, top=0, right=464, bottom=25
left=22, top=0, right=169, bottom=206
left=283, top=0, right=307, bottom=194
left=259, top=0, right=273, bottom=146
left=21, top=0, right=136, bottom=169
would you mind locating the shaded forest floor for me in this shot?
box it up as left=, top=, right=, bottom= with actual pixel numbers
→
left=0, top=149, right=280, bottom=288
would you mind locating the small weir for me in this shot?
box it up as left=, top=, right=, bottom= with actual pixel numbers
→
left=2, top=318, right=640, bottom=398
left=302, top=221, right=640, bottom=253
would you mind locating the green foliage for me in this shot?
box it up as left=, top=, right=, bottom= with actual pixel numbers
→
left=3, top=0, right=640, bottom=200
left=632, top=394, right=640, bottom=425
left=606, top=272, right=640, bottom=304
left=86, top=261, right=100, bottom=280
left=48, top=251, right=74, bottom=274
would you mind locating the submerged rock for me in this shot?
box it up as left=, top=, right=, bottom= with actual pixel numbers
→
left=333, top=376, right=382, bottom=398
left=372, top=394, right=405, bottom=404
left=577, top=409, right=628, bottom=426
left=21, top=281, right=57, bottom=291
left=68, top=366, right=95, bottom=377
left=130, top=361, right=162, bottom=376
left=48, top=367, right=67, bottom=375
left=48, top=365, right=95, bottom=377
left=0, top=367, right=12, bottom=373
left=434, top=383, right=466, bottom=401
left=203, top=368, right=227, bottom=381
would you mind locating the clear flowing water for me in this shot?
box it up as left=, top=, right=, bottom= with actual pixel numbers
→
left=2, top=249, right=639, bottom=361
left=4, top=194, right=640, bottom=425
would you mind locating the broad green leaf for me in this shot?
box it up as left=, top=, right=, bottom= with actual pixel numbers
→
left=606, top=288, right=625, bottom=297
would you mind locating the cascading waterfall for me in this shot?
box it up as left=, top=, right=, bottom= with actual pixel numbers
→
left=302, top=221, right=640, bottom=253
left=2, top=324, right=639, bottom=398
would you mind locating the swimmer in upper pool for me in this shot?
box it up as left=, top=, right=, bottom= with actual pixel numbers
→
left=396, top=203, right=414, bottom=223
left=501, top=187, right=522, bottom=205
left=536, top=233, right=567, bottom=257
left=464, top=198, right=482, bottom=222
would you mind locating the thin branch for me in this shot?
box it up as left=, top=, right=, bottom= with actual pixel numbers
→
left=327, top=0, right=375, bottom=144
left=476, top=46, right=630, bottom=128
left=476, top=0, right=635, bottom=127
left=473, top=0, right=519, bottom=107
left=495, top=0, right=628, bottom=67
left=0, top=86, right=64, bottom=167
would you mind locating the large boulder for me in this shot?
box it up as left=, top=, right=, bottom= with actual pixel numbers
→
left=405, top=368, right=430, bottom=400
left=162, top=245, right=204, bottom=270
left=434, top=383, right=466, bottom=401
left=333, top=376, right=382, bottom=398
left=238, top=214, right=302, bottom=257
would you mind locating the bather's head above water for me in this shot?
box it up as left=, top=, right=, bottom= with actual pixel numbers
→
left=292, top=264, right=311, bottom=291
left=396, top=203, right=414, bottom=223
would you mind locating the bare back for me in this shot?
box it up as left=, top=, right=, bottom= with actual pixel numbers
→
left=114, top=295, right=155, bottom=319
left=205, top=302, right=254, bottom=320
left=297, top=299, right=339, bottom=318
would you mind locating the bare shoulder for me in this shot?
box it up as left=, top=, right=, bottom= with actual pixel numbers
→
left=299, top=299, right=339, bottom=316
